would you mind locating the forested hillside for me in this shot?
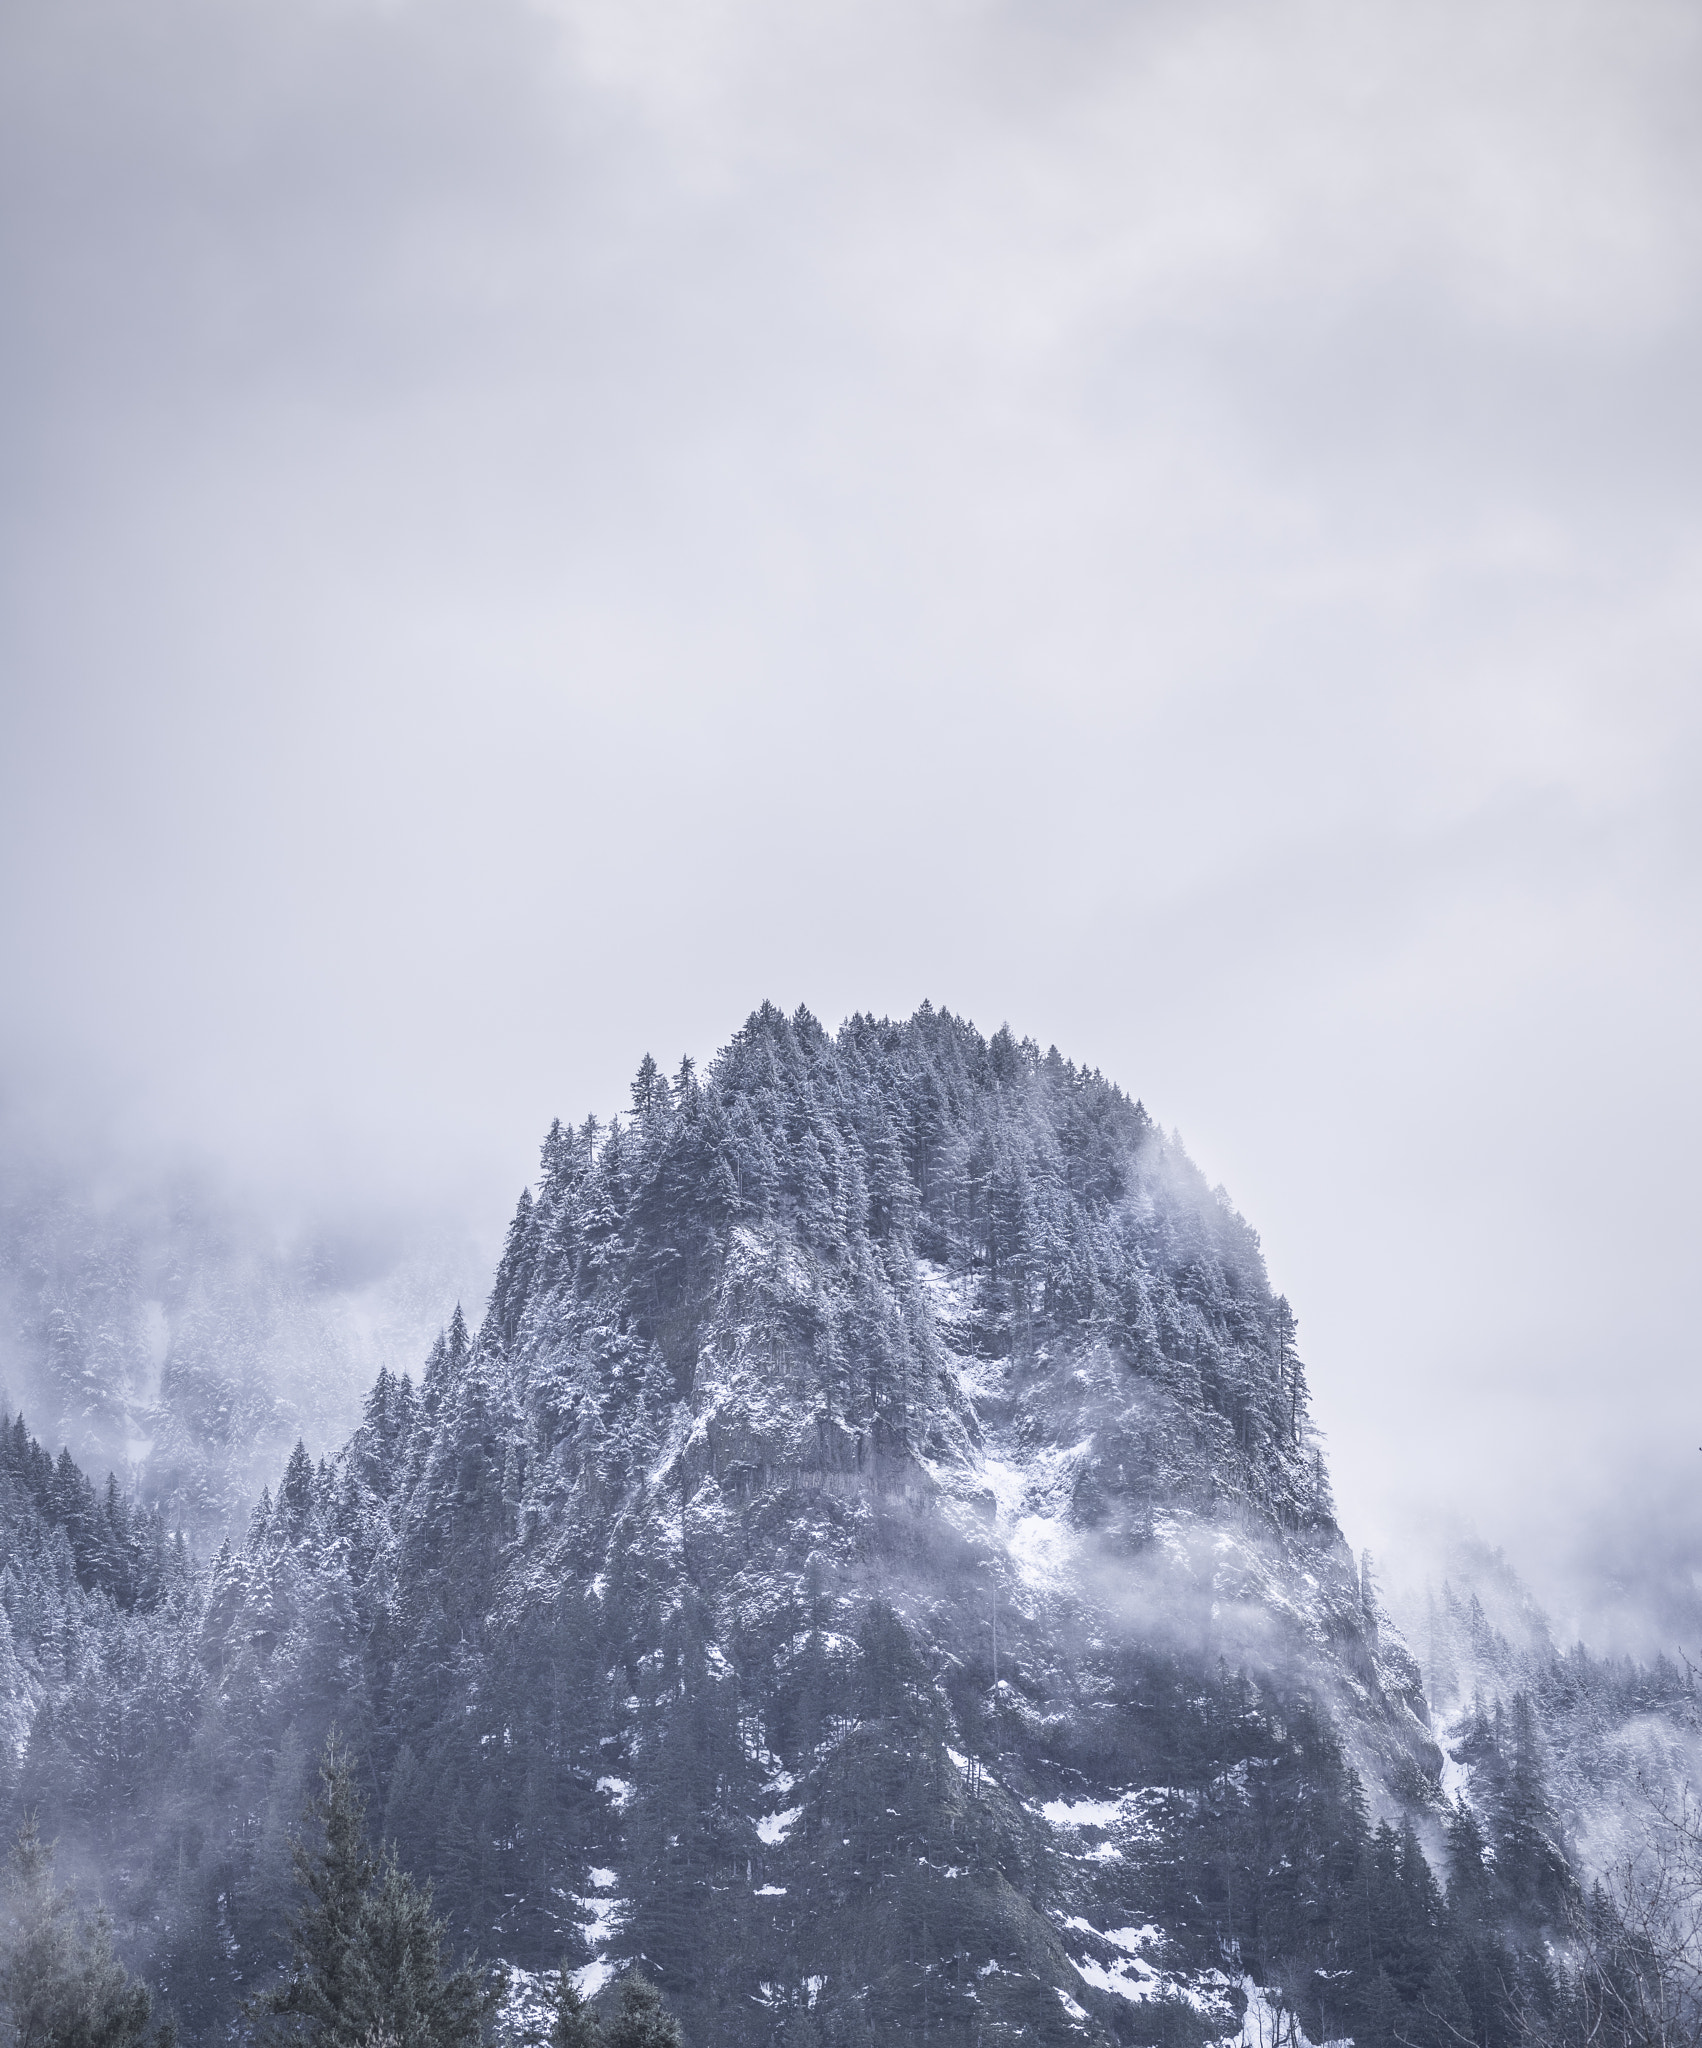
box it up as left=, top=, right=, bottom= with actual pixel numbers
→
left=0, top=1167, right=488, bottom=1541
left=3, top=1004, right=1699, bottom=2047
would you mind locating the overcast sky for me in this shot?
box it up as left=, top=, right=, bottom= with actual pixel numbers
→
left=3, top=0, right=1700, bottom=1649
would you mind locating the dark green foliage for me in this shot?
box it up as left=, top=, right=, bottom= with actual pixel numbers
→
left=548, top=1972, right=598, bottom=2048
left=601, top=1977, right=681, bottom=2048
left=1, top=1007, right=1687, bottom=2048
left=255, top=1736, right=490, bottom=2048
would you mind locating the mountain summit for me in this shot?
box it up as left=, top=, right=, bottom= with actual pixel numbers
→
left=312, top=1003, right=1433, bottom=2042
left=7, top=1004, right=1645, bottom=2048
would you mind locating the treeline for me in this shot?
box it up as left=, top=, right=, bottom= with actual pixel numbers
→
left=493, top=1001, right=1325, bottom=1523
left=2, top=1005, right=1700, bottom=2046
left=0, top=1734, right=689, bottom=2048
left=1118, top=1672, right=1579, bottom=2044
left=0, top=1440, right=1684, bottom=2048
left=0, top=1410, right=192, bottom=1611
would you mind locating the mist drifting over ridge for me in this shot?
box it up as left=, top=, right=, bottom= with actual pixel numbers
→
left=4, top=0, right=1702, bottom=1661
left=6, top=998, right=1701, bottom=2048
left=3, top=988, right=1695, bottom=1666
left=0, top=1139, right=497, bottom=1541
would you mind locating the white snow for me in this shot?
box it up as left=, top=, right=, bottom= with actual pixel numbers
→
left=1103, top=1925, right=1161, bottom=1952
left=572, top=1958, right=618, bottom=2000
left=754, top=1884, right=787, bottom=1896
left=969, top=1438, right=1096, bottom=1590
left=497, top=1965, right=556, bottom=2043
left=1062, top=1917, right=1159, bottom=1953
left=946, top=1746, right=998, bottom=1789
left=596, top=1776, right=633, bottom=1810
left=1062, top=1919, right=1250, bottom=2018
left=977, top=1456, right=1031, bottom=1521
left=1236, top=1974, right=1347, bottom=2046
left=1042, top=1795, right=1124, bottom=1829
left=1073, top=1954, right=1160, bottom=2002
left=1007, top=1511, right=1077, bottom=1590
left=757, top=1805, right=802, bottom=1845
left=587, top=1867, right=617, bottom=1889
left=916, top=1260, right=970, bottom=1315
left=577, top=1893, right=626, bottom=1946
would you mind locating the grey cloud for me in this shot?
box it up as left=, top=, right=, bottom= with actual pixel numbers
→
left=2, top=0, right=1699, bottom=1640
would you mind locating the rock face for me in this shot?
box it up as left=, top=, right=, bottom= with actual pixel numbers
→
left=9, top=1003, right=1611, bottom=2048
left=324, top=1004, right=1439, bottom=2046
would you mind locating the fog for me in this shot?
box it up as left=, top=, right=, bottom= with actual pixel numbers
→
left=3, top=0, right=1700, bottom=1650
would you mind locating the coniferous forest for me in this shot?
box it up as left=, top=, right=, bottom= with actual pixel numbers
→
left=3, top=1004, right=1701, bottom=2047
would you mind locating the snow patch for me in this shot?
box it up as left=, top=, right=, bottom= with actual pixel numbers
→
left=1008, top=1511, right=1077, bottom=1590
left=946, top=1746, right=998, bottom=1790
left=757, top=1805, right=802, bottom=1845
left=1237, top=1974, right=1344, bottom=2045
left=596, top=1776, right=633, bottom=1810
left=977, top=1456, right=1031, bottom=1521
left=1054, top=1987, right=1090, bottom=2025
left=577, top=1893, right=626, bottom=1947
left=1062, top=1917, right=1160, bottom=1954
left=1073, top=1954, right=1160, bottom=2002
left=496, top=1965, right=556, bottom=2044
left=916, top=1260, right=971, bottom=1316
left=1042, top=1795, right=1124, bottom=1829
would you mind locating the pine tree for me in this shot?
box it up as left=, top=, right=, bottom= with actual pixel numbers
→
left=0, top=1817, right=169, bottom=2048
left=257, top=1736, right=490, bottom=2048
left=279, top=1442, right=316, bottom=1542
left=359, top=1850, right=486, bottom=2048
left=602, top=1976, right=682, bottom=2048
left=257, top=1736, right=377, bottom=2045
left=631, top=1057, right=662, bottom=1118
left=548, top=1971, right=598, bottom=2048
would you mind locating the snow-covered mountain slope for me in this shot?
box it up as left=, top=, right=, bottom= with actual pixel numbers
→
left=275, top=1005, right=1449, bottom=2045
left=11, top=1003, right=1678, bottom=2048
left=1400, top=1542, right=1702, bottom=1905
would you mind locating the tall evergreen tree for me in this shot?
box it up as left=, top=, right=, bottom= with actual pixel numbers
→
left=256, top=1737, right=491, bottom=2048
left=547, top=1973, right=597, bottom=2048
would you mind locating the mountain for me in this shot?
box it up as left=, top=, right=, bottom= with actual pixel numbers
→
left=2, top=1003, right=1697, bottom=2048
left=0, top=1163, right=490, bottom=1541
